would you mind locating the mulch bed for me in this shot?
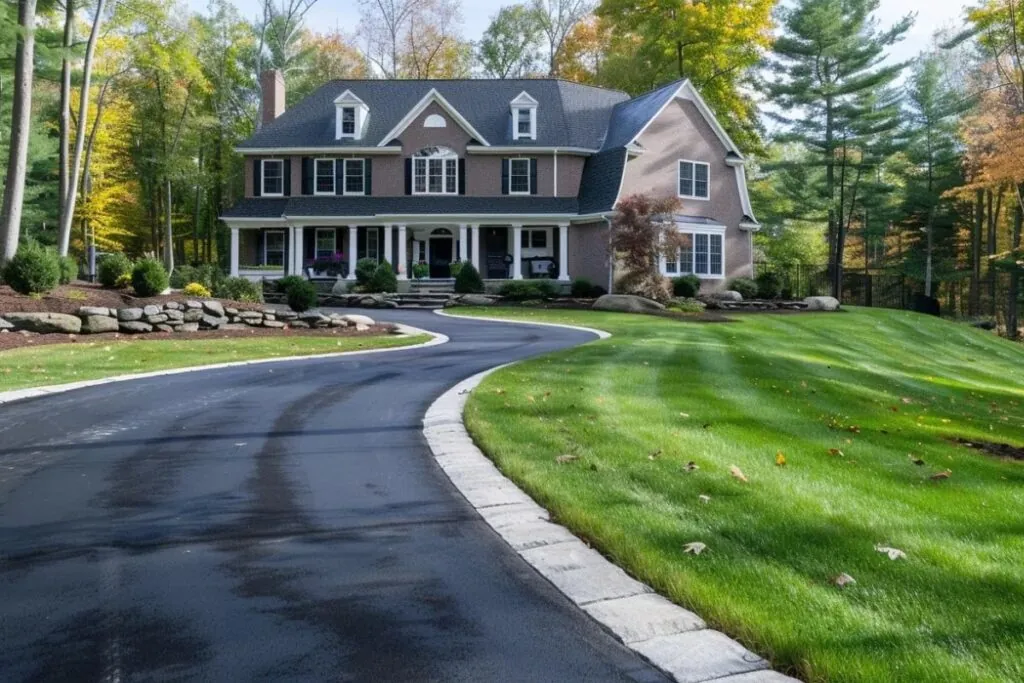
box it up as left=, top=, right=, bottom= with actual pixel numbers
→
left=953, top=437, right=1024, bottom=461
left=0, top=282, right=264, bottom=315
left=0, top=323, right=398, bottom=353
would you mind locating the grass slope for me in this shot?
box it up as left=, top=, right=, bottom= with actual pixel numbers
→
left=0, top=334, right=428, bottom=392
left=458, top=307, right=1024, bottom=683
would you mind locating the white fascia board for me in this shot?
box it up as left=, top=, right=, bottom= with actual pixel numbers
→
left=734, top=164, right=759, bottom=225
left=510, top=91, right=539, bottom=106
left=465, top=145, right=595, bottom=155
left=235, top=147, right=402, bottom=155
left=334, top=89, right=366, bottom=105
left=378, top=88, right=490, bottom=147
left=610, top=148, right=629, bottom=209
left=221, top=217, right=287, bottom=226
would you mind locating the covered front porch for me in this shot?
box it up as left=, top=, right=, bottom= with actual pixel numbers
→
left=226, top=221, right=572, bottom=283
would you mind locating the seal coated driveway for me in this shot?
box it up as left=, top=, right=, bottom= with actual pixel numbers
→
left=0, top=311, right=668, bottom=683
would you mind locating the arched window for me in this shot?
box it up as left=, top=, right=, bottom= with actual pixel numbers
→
left=413, top=146, right=459, bottom=195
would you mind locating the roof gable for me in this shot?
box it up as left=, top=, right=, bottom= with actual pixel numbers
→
left=379, top=88, right=490, bottom=147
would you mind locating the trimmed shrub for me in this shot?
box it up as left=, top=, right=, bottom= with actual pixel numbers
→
left=216, top=276, right=264, bottom=303
left=275, top=275, right=307, bottom=294
left=448, top=261, right=464, bottom=278
left=498, top=280, right=558, bottom=301
left=171, top=264, right=223, bottom=290
left=114, top=272, right=132, bottom=289
left=454, top=261, right=484, bottom=293
left=131, top=258, right=170, bottom=297
left=571, top=278, right=595, bottom=298
left=183, top=282, right=212, bottom=297
left=671, top=274, right=701, bottom=298
left=58, top=254, right=78, bottom=284
left=728, top=277, right=758, bottom=300
left=355, top=257, right=378, bottom=286
left=755, top=271, right=783, bottom=300
left=366, top=261, right=398, bottom=293
left=97, top=252, right=133, bottom=287
left=2, top=241, right=61, bottom=295
left=284, top=278, right=318, bottom=312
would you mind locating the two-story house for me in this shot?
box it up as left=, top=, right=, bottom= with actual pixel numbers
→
left=222, top=71, right=760, bottom=291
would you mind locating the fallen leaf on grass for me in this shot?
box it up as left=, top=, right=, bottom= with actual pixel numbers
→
left=683, top=461, right=700, bottom=473
left=683, top=542, right=707, bottom=555
left=833, top=573, right=856, bottom=588
left=901, top=397, right=913, bottom=404
left=729, top=465, right=748, bottom=482
left=698, top=494, right=711, bottom=504
left=908, top=455, right=925, bottom=466
left=775, top=451, right=787, bottom=466
left=648, top=449, right=662, bottom=460
left=828, top=448, right=844, bottom=457
left=556, top=454, right=580, bottom=464
left=679, top=412, right=690, bottom=418
left=930, top=470, right=952, bottom=481
left=875, top=545, right=907, bottom=560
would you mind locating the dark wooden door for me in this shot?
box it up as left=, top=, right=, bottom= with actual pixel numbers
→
left=430, top=238, right=453, bottom=278
left=484, top=228, right=508, bottom=279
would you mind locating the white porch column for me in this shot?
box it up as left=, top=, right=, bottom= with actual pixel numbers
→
left=458, top=224, right=468, bottom=262
left=470, top=224, right=480, bottom=273
left=558, top=223, right=570, bottom=281
left=347, top=226, right=358, bottom=279
left=287, top=226, right=297, bottom=275
left=229, top=228, right=239, bottom=276
left=512, top=224, right=523, bottom=280
left=397, top=224, right=408, bottom=279
left=293, top=226, right=304, bottom=275
left=384, top=224, right=394, bottom=269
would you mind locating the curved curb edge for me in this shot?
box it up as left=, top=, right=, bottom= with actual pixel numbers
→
left=422, top=319, right=798, bottom=683
left=0, top=325, right=447, bottom=407
left=434, top=308, right=612, bottom=339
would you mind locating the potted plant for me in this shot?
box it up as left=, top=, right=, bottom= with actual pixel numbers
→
left=412, top=261, right=430, bottom=279
left=309, top=252, right=347, bottom=278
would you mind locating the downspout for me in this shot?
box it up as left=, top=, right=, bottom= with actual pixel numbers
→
left=553, top=150, right=558, bottom=196
left=605, top=214, right=614, bottom=293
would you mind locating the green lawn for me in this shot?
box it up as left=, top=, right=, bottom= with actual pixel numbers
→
left=457, top=307, right=1024, bottom=683
left=0, top=333, right=429, bottom=392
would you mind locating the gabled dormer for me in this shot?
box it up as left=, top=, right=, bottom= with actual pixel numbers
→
left=511, top=91, right=538, bottom=141
left=335, top=90, right=369, bottom=140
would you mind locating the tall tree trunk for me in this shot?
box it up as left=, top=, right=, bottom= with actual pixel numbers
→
left=164, top=177, right=174, bottom=272
left=1008, top=202, right=1021, bottom=341
left=924, top=207, right=935, bottom=297
left=57, top=0, right=106, bottom=257
left=0, top=0, right=39, bottom=263
left=970, top=189, right=984, bottom=314
left=58, top=0, right=74, bottom=234
left=989, top=188, right=1002, bottom=316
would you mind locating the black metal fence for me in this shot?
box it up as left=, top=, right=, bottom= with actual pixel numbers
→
left=753, top=261, right=1018, bottom=325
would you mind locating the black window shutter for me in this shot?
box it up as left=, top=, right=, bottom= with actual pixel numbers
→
left=501, top=159, right=509, bottom=195
left=301, top=157, right=313, bottom=195
left=405, top=158, right=412, bottom=195
left=253, top=158, right=262, bottom=197
left=364, top=159, right=373, bottom=196
left=458, top=158, right=466, bottom=195
left=335, top=159, right=345, bottom=195
left=530, top=158, right=538, bottom=195
left=283, top=159, right=292, bottom=196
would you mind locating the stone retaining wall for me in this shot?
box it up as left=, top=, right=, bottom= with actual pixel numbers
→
left=0, top=301, right=376, bottom=336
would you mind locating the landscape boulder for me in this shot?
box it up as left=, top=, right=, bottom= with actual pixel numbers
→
left=803, top=296, right=840, bottom=312
left=144, top=313, right=169, bottom=324
left=0, top=318, right=13, bottom=330
left=143, top=304, right=162, bottom=316
left=4, top=312, right=83, bottom=334
left=202, top=300, right=225, bottom=317
left=199, top=314, right=226, bottom=329
left=330, top=279, right=349, bottom=296
left=262, top=320, right=286, bottom=329
left=164, top=309, right=184, bottom=322
left=117, top=307, right=144, bottom=322
left=340, top=314, right=375, bottom=326
left=182, top=309, right=204, bottom=323
left=707, top=290, right=743, bottom=302
left=177, top=322, right=200, bottom=333
left=119, top=321, right=152, bottom=334
left=457, top=294, right=497, bottom=306
left=592, top=294, right=665, bottom=313
left=78, top=306, right=112, bottom=317
left=81, top=315, right=119, bottom=334
left=184, top=300, right=202, bottom=309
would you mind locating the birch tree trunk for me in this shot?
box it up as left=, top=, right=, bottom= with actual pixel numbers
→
left=58, top=0, right=74, bottom=236
left=0, top=0, right=39, bottom=264
left=57, top=0, right=106, bottom=257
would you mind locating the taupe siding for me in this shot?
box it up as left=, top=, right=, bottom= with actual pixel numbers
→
left=568, top=221, right=611, bottom=288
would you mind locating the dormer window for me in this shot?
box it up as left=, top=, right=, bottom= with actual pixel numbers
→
left=335, top=90, right=368, bottom=140
left=510, top=91, right=538, bottom=141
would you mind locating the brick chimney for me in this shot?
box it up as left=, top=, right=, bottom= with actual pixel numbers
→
left=260, top=70, right=285, bottom=125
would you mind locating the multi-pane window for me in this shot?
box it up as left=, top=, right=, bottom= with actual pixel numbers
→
left=663, top=231, right=723, bottom=277
left=262, top=159, right=284, bottom=196
left=344, top=159, right=365, bottom=194
left=315, top=228, right=336, bottom=259
left=678, top=160, right=710, bottom=199
left=520, top=228, right=548, bottom=249
left=509, top=158, right=530, bottom=194
left=314, top=159, right=334, bottom=194
left=340, top=107, right=356, bottom=136
left=517, top=108, right=532, bottom=135
left=264, top=230, right=285, bottom=267
left=413, top=148, right=458, bottom=194
left=365, top=227, right=379, bottom=261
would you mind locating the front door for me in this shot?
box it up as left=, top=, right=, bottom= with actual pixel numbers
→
left=429, top=238, right=453, bottom=278
left=484, top=227, right=509, bottom=279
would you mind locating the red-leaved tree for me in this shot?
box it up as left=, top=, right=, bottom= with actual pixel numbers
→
left=610, top=193, right=684, bottom=300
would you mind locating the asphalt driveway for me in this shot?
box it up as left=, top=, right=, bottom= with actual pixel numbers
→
left=0, top=310, right=668, bottom=682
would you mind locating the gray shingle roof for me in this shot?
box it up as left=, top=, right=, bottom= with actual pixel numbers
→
left=601, top=80, right=684, bottom=150
left=578, top=148, right=627, bottom=214
left=221, top=196, right=580, bottom=218
left=239, top=79, right=629, bottom=150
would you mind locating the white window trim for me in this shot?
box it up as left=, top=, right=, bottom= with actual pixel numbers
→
left=412, top=153, right=459, bottom=195
left=264, top=229, right=286, bottom=267
left=339, top=106, right=358, bottom=138
left=262, top=159, right=285, bottom=197
left=520, top=227, right=552, bottom=256
left=512, top=107, right=537, bottom=141
left=314, top=158, right=335, bottom=196
left=343, top=158, right=365, bottom=196
left=314, top=228, right=336, bottom=259
left=678, top=159, right=711, bottom=201
left=365, top=226, right=380, bottom=262
left=660, top=226, right=725, bottom=279
left=509, top=158, right=531, bottom=195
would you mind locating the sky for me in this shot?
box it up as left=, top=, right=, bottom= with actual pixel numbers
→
left=190, top=0, right=973, bottom=69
